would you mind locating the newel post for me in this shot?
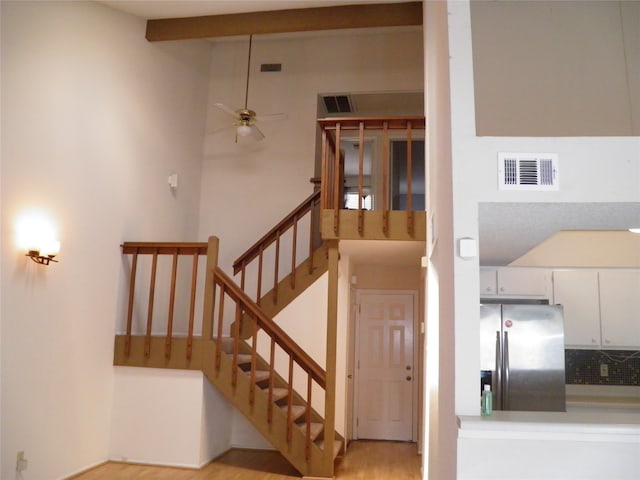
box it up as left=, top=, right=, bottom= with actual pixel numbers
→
left=201, top=236, right=219, bottom=340
left=323, top=239, right=339, bottom=475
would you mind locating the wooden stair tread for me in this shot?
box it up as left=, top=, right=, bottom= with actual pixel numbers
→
left=268, top=387, right=289, bottom=402
left=298, top=422, right=323, bottom=441
left=244, top=369, right=270, bottom=383
left=281, top=404, right=306, bottom=420
left=317, top=439, right=343, bottom=459
left=235, top=353, right=252, bottom=365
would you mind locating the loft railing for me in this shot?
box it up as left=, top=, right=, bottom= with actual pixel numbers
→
left=318, top=116, right=426, bottom=237
left=119, top=238, right=329, bottom=465
left=121, top=242, right=207, bottom=360
left=232, top=190, right=322, bottom=305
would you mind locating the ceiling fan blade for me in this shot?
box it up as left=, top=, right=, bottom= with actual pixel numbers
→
left=214, top=103, right=240, bottom=118
left=255, top=112, right=287, bottom=122
left=249, top=124, right=265, bottom=141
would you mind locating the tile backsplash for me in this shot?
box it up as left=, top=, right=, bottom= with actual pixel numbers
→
left=565, top=349, right=640, bottom=386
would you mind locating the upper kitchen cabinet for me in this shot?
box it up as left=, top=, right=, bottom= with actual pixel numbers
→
left=479, top=268, right=497, bottom=296
left=552, top=270, right=600, bottom=347
left=553, top=269, right=640, bottom=349
left=599, top=270, right=640, bottom=348
left=481, top=267, right=551, bottom=299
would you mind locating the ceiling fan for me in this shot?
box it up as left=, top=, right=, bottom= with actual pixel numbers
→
left=213, top=35, right=286, bottom=142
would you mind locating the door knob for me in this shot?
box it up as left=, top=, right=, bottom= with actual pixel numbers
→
left=406, top=376, right=412, bottom=381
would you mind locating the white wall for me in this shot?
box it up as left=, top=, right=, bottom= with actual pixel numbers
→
left=109, top=368, right=231, bottom=468
left=448, top=0, right=640, bottom=419
left=198, top=29, right=424, bottom=274
left=471, top=0, right=640, bottom=136
left=423, top=1, right=457, bottom=479
left=458, top=436, right=640, bottom=480
left=0, top=2, right=211, bottom=478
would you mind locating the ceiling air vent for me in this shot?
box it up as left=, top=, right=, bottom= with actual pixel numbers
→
left=323, top=94, right=353, bottom=114
left=498, top=152, right=559, bottom=191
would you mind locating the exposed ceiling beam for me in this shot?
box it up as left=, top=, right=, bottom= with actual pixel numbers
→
left=145, top=2, right=422, bottom=41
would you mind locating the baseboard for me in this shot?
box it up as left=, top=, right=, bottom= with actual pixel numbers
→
left=62, top=459, right=110, bottom=479
left=106, top=457, right=201, bottom=470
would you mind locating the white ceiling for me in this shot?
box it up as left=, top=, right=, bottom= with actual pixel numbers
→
left=479, top=202, right=640, bottom=266
left=99, top=0, right=412, bottom=20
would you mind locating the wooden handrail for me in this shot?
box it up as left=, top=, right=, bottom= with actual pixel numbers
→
left=232, top=190, right=321, bottom=275
left=214, top=266, right=326, bottom=388
left=121, top=242, right=207, bottom=255
left=318, top=116, right=425, bottom=130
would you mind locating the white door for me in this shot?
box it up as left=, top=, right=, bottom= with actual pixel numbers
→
left=355, top=292, right=415, bottom=441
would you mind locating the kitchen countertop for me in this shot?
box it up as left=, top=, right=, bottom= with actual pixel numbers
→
left=565, top=384, right=640, bottom=410
left=458, top=410, right=640, bottom=441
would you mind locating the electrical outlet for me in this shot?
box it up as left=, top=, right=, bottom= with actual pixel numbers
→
left=600, top=364, right=609, bottom=377
left=16, top=451, right=28, bottom=472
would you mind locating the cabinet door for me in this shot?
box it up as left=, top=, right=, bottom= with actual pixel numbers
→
left=479, top=268, right=497, bottom=296
left=599, top=270, right=640, bottom=348
left=497, top=268, right=549, bottom=297
left=552, top=270, right=601, bottom=348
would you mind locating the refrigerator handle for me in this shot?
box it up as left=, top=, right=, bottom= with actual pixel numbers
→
left=494, top=331, right=502, bottom=410
left=503, top=330, right=510, bottom=410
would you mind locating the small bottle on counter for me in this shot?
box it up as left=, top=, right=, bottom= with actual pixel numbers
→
left=481, top=384, right=493, bottom=416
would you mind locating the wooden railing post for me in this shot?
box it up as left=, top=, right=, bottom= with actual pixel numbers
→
left=323, top=239, right=339, bottom=474
left=202, top=236, right=219, bottom=340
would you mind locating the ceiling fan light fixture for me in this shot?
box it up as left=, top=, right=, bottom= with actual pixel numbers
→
left=237, top=124, right=253, bottom=137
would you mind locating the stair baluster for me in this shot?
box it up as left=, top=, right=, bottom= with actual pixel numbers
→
left=145, top=249, right=158, bottom=358
left=165, top=251, right=178, bottom=359
left=124, top=249, right=138, bottom=357
left=267, top=339, right=276, bottom=423
left=249, top=319, right=258, bottom=405
left=215, top=285, right=225, bottom=372
left=186, top=252, right=199, bottom=360
left=286, top=356, right=294, bottom=444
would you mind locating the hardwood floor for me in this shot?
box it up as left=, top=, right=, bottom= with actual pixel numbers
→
left=69, top=441, right=421, bottom=480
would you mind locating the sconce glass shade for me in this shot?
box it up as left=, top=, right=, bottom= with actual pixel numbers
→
left=237, top=124, right=253, bottom=137
left=15, top=211, right=60, bottom=265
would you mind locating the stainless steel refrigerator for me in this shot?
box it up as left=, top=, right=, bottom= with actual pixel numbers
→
left=480, top=304, right=566, bottom=412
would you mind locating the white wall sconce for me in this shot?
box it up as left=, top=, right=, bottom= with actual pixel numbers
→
left=16, top=211, right=61, bottom=266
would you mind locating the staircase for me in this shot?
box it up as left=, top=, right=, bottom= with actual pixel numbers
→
left=113, top=115, right=427, bottom=478
left=114, top=193, right=341, bottom=478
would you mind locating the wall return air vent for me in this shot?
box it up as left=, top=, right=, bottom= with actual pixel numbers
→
left=498, top=152, right=559, bottom=191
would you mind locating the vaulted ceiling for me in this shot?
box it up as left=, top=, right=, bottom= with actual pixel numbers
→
left=100, top=1, right=422, bottom=40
